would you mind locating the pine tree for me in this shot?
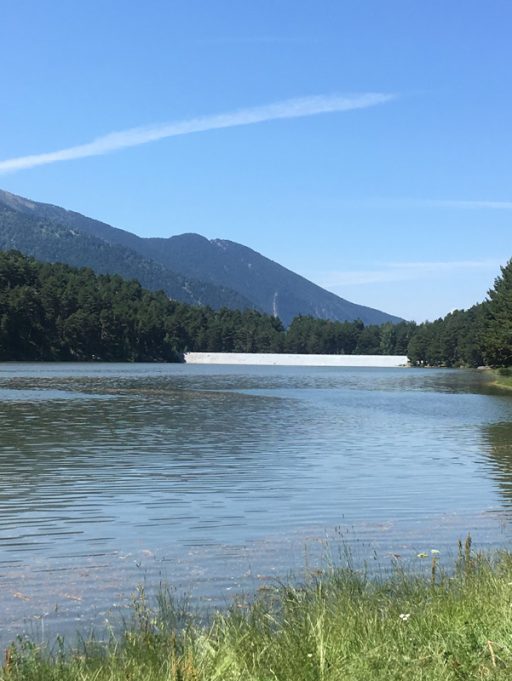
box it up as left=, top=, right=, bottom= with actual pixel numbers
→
left=482, top=259, right=512, bottom=367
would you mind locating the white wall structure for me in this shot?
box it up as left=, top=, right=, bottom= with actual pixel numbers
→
left=184, top=353, right=409, bottom=367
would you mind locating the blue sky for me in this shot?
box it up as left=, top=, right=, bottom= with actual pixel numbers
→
left=1, top=1, right=511, bottom=321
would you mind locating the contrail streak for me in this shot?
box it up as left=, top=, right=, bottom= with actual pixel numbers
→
left=0, top=93, right=395, bottom=174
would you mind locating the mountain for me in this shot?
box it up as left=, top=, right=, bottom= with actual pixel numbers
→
left=0, top=191, right=255, bottom=311
left=139, top=234, right=403, bottom=326
left=0, top=189, right=402, bottom=325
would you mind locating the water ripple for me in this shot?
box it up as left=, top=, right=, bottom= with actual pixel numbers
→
left=1, top=363, right=512, bottom=644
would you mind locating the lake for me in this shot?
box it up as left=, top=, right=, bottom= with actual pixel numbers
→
left=1, top=362, right=512, bottom=645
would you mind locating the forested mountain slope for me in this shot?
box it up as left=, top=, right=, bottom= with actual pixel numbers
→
left=135, top=233, right=403, bottom=326
left=0, top=189, right=401, bottom=325
left=0, top=193, right=255, bottom=311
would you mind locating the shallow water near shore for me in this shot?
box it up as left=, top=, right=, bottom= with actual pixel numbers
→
left=1, top=362, right=512, bottom=646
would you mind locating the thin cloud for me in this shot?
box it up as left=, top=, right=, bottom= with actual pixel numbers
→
left=197, top=35, right=319, bottom=45
left=424, top=199, right=512, bottom=210
left=369, top=198, right=512, bottom=210
left=0, top=92, right=395, bottom=174
left=319, top=259, right=502, bottom=287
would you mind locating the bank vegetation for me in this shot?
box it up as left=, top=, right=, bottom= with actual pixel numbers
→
left=3, top=541, right=512, bottom=681
left=1, top=250, right=512, bottom=369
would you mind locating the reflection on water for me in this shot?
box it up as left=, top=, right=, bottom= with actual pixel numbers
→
left=1, top=363, right=512, bottom=644
left=482, top=421, right=512, bottom=505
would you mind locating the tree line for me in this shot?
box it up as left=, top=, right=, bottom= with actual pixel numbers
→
left=407, top=258, right=512, bottom=368
left=0, top=250, right=511, bottom=366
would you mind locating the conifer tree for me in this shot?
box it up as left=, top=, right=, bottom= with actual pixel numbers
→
left=482, top=259, right=512, bottom=367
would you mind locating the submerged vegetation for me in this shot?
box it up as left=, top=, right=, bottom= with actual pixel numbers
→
left=4, top=542, right=512, bottom=680
left=1, top=249, right=512, bottom=368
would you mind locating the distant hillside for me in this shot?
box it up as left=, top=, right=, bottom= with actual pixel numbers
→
left=0, top=189, right=402, bottom=325
left=0, top=193, right=255, bottom=311
left=140, top=234, right=403, bottom=326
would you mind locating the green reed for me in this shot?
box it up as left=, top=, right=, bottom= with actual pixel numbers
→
left=3, top=541, right=512, bottom=680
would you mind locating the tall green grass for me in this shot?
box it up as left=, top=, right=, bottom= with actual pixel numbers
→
left=494, top=368, right=512, bottom=390
left=3, top=539, right=512, bottom=680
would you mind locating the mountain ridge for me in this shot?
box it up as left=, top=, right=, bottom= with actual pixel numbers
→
left=0, top=192, right=256, bottom=311
left=0, top=188, right=402, bottom=325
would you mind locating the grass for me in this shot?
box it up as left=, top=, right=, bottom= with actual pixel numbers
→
left=3, top=539, right=512, bottom=680
left=493, top=368, right=512, bottom=390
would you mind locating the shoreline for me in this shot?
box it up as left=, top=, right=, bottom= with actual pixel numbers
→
left=5, top=545, right=512, bottom=680
left=492, top=371, right=512, bottom=390
left=184, top=352, right=409, bottom=367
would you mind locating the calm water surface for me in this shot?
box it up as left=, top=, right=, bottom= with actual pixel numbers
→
left=1, top=363, right=512, bottom=644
